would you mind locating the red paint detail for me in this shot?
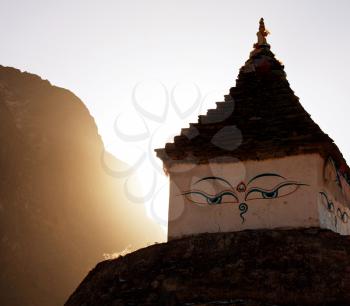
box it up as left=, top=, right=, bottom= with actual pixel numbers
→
left=237, top=182, right=246, bottom=193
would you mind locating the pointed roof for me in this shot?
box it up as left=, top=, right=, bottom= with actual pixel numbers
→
left=156, top=19, right=349, bottom=176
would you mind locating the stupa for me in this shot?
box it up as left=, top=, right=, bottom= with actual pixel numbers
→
left=156, top=18, right=350, bottom=240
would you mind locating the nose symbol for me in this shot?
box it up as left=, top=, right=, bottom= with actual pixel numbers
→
left=238, top=202, right=248, bottom=223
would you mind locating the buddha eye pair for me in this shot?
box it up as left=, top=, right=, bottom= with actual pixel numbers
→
left=182, top=181, right=304, bottom=205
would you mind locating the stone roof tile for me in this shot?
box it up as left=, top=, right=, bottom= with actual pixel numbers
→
left=156, top=19, right=350, bottom=177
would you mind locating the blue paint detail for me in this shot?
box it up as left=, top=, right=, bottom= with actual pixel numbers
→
left=182, top=190, right=238, bottom=205
left=182, top=175, right=307, bottom=225
left=262, top=190, right=278, bottom=199
left=207, top=195, right=222, bottom=205
left=245, top=182, right=307, bottom=201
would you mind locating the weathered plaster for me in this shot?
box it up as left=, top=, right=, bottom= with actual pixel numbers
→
left=167, top=153, right=350, bottom=240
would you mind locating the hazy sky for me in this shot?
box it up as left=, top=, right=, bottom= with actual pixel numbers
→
left=1, top=0, right=350, bottom=224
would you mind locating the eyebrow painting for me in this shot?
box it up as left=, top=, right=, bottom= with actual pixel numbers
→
left=247, top=173, right=286, bottom=185
left=193, top=176, right=234, bottom=189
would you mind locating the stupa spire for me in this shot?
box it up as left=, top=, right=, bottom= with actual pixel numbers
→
left=254, top=18, right=270, bottom=48
left=155, top=18, right=350, bottom=242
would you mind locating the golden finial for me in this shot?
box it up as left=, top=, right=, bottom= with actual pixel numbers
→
left=255, top=18, right=270, bottom=47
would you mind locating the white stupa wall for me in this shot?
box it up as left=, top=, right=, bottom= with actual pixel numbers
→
left=318, top=157, right=350, bottom=235
left=167, top=153, right=350, bottom=240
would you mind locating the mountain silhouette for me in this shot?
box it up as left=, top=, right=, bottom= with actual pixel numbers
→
left=0, top=65, right=164, bottom=306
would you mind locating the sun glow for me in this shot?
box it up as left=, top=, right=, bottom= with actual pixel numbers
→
left=103, top=80, right=224, bottom=231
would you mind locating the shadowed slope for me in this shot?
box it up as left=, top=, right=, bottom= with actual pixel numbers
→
left=0, top=66, right=164, bottom=306
left=66, top=228, right=350, bottom=306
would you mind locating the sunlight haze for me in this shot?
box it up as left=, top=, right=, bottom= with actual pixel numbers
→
left=2, top=0, right=349, bottom=227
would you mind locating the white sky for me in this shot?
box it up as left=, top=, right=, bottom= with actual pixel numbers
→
left=2, top=0, right=350, bottom=226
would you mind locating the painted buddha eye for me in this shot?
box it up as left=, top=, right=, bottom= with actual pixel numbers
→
left=182, top=190, right=238, bottom=205
left=319, top=192, right=334, bottom=212
left=245, top=182, right=305, bottom=201
left=207, top=195, right=222, bottom=204
left=261, top=190, right=278, bottom=198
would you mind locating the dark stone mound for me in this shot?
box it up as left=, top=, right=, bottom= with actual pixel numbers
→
left=66, top=228, right=350, bottom=306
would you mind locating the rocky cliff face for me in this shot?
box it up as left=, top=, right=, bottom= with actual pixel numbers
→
left=0, top=66, right=164, bottom=306
left=66, top=228, right=350, bottom=306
